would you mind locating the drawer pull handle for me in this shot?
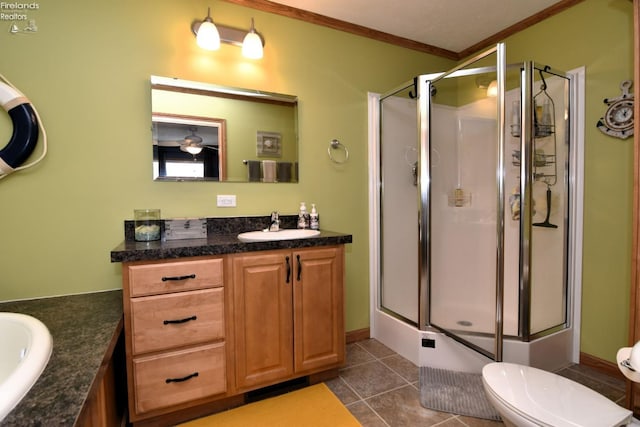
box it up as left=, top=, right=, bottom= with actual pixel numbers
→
left=165, top=372, right=199, bottom=384
left=285, top=256, right=291, bottom=283
left=163, top=315, right=197, bottom=325
left=161, top=274, right=196, bottom=282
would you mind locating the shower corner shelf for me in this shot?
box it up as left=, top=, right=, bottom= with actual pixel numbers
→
left=510, top=124, right=555, bottom=139
left=535, top=124, right=555, bottom=138
left=511, top=151, right=556, bottom=168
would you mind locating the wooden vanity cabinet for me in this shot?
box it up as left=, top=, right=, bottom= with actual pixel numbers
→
left=119, top=245, right=346, bottom=424
left=121, top=257, right=230, bottom=423
left=229, top=246, right=345, bottom=391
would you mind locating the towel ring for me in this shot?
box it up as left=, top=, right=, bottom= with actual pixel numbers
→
left=328, top=139, right=349, bottom=164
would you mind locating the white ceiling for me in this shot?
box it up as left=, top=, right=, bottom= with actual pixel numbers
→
left=268, top=0, right=564, bottom=53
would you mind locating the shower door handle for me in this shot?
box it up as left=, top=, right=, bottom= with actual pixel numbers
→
left=412, top=161, right=418, bottom=186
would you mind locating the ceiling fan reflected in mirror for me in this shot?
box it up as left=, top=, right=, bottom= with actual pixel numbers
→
left=180, top=127, right=218, bottom=155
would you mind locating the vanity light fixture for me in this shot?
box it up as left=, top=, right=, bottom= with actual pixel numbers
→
left=486, top=80, right=498, bottom=97
left=476, top=77, right=498, bottom=97
left=195, top=7, right=220, bottom=51
left=192, top=9, right=265, bottom=59
left=242, top=18, right=263, bottom=59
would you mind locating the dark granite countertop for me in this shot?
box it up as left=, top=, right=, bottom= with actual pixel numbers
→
left=0, top=290, right=123, bottom=426
left=111, top=229, right=352, bottom=263
left=111, top=215, right=352, bottom=263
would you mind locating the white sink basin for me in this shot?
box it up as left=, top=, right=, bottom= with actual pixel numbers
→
left=238, top=229, right=321, bottom=242
left=0, top=313, right=52, bottom=421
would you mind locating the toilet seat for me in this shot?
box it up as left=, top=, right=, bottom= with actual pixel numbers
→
left=482, top=363, right=633, bottom=427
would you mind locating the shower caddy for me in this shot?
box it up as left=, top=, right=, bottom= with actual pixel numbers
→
left=510, top=67, right=558, bottom=228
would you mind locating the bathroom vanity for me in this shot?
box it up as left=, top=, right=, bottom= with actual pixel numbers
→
left=111, top=216, right=352, bottom=426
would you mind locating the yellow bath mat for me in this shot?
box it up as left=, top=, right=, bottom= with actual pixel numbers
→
left=179, top=383, right=361, bottom=427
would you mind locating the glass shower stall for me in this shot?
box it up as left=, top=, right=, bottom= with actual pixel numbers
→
left=373, top=44, right=582, bottom=368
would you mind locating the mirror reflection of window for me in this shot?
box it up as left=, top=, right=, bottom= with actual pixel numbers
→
left=152, top=159, right=207, bottom=180
left=152, top=114, right=225, bottom=181
left=165, top=161, right=205, bottom=178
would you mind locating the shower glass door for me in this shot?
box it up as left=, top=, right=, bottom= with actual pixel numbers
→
left=379, top=82, right=420, bottom=325
left=377, top=44, right=573, bottom=363
left=524, top=63, right=571, bottom=340
left=421, top=45, right=506, bottom=360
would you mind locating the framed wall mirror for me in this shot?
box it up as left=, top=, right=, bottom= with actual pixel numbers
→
left=151, top=75, right=299, bottom=182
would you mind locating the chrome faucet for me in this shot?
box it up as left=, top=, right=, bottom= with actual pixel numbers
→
left=269, top=211, right=280, bottom=232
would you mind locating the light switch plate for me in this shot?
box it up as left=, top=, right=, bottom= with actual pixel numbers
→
left=217, top=194, right=237, bottom=207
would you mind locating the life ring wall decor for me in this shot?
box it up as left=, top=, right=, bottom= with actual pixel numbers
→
left=0, top=81, right=39, bottom=175
left=0, top=74, right=46, bottom=180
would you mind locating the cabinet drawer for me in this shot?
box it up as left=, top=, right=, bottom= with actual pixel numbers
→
left=133, top=342, right=226, bottom=414
left=131, top=288, right=224, bottom=355
left=127, top=258, right=223, bottom=297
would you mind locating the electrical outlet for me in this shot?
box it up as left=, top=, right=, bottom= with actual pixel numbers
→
left=421, top=338, right=436, bottom=348
left=217, top=195, right=237, bottom=207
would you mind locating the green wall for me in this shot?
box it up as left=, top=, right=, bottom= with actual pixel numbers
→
left=0, top=0, right=634, bottom=363
left=0, top=0, right=452, bottom=332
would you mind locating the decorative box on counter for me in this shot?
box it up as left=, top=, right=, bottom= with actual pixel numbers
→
left=164, top=218, right=207, bottom=240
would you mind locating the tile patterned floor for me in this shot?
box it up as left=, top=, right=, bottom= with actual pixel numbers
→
left=324, top=339, right=627, bottom=427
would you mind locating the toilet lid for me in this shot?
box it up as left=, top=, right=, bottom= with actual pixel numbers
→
left=482, top=363, right=632, bottom=427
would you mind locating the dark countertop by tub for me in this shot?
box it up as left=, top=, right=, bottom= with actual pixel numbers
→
left=0, top=290, right=123, bottom=426
left=111, top=216, right=352, bottom=263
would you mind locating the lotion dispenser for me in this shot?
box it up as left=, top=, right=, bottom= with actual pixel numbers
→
left=297, top=202, right=309, bottom=229
left=310, top=204, right=319, bottom=230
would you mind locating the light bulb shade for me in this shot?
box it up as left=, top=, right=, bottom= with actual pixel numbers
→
left=197, top=20, right=220, bottom=51
left=242, top=31, right=263, bottom=59
left=487, top=80, right=498, bottom=97
left=181, top=145, right=203, bottom=155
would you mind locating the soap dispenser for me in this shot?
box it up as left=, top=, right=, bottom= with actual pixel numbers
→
left=297, top=202, right=309, bottom=229
left=310, top=204, right=319, bottom=230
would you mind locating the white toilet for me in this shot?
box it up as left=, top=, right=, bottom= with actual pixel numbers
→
left=482, top=362, right=640, bottom=427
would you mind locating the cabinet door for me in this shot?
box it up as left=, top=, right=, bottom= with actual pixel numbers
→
left=293, top=246, right=345, bottom=373
left=231, top=251, right=294, bottom=389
